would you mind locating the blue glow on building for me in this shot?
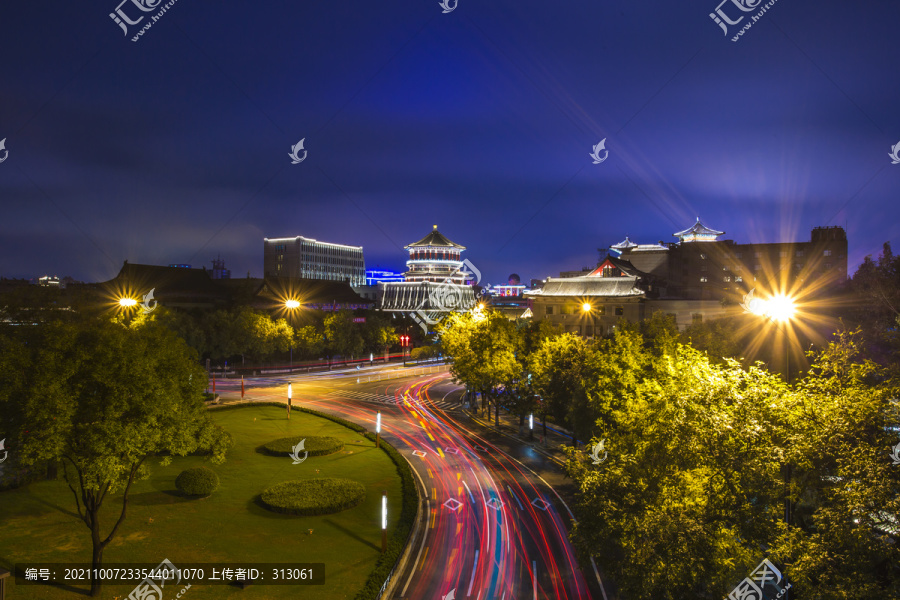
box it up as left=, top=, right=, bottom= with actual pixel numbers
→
left=366, top=269, right=404, bottom=286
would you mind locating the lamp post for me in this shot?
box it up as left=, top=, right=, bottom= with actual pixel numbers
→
left=741, top=289, right=797, bottom=525
left=381, top=492, right=388, bottom=553
left=376, top=411, right=381, bottom=449
left=287, top=383, right=293, bottom=420
left=581, top=302, right=595, bottom=338
left=529, top=413, right=534, bottom=441
left=285, top=299, right=300, bottom=374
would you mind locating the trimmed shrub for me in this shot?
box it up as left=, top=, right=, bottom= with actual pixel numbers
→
left=175, top=466, right=219, bottom=496
left=260, top=478, right=366, bottom=516
left=262, top=435, right=343, bottom=457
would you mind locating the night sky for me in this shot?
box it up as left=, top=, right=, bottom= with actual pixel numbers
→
left=1, top=0, right=898, bottom=286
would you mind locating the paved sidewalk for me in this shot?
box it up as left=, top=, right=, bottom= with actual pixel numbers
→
left=460, top=400, right=581, bottom=468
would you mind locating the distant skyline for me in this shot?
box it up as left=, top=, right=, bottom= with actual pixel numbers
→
left=1, top=1, right=898, bottom=285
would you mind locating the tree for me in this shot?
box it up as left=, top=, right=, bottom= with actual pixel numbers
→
left=439, top=309, right=522, bottom=428
left=324, top=310, right=365, bottom=361
left=846, top=241, right=900, bottom=363
left=361, top=314, right=397, bottom=356
left=528, top=332, right=605, bottom=446
left=0, top=316, right=231, bottom=597
left=565, top=329, right=900, bottom=599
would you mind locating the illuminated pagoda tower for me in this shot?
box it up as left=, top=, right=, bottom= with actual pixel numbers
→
left=403, top=225, right=472, bottom=284
left=380, top=225, right=477, bottom=330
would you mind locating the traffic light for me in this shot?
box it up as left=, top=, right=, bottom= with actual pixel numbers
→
left=399, top=335, right=410, bottom=347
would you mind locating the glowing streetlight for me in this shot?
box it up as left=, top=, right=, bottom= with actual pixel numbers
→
left=376, top=411, right=382, bottom=448
left=767, top=294, right=796, bottom=322
left=287, top=383, right=293, bottom=419
left=581, top=302, right=596, bottom=338
left=285, top=299, right=300, bottom=372
left=118, top=297, right=138, bottom=307
left=529, top=413, right=534, bottom=441
left=381, top=492, right=388, bottom=552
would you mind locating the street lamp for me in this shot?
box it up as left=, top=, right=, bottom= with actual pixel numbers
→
left=581, top=302, right=596, bottom=338
left=285, top=299, right=301, bottom=374
left=376, top=411, right=381, bottom=448
left=529, top=413, right=534, bottom=441
left=381, top=492, right=388, bottom=553
left=741, top=288, right=797, bottom=526
left=118, top=297, right=138, bottom=307
left=287, top=383, right=293, bottom=420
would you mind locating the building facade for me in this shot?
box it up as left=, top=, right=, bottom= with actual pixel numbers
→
left=263, top=236, right=365, bottom=287
left=526, top=220, right=848, bottom=334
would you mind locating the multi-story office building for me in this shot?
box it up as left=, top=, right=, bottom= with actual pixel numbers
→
left=263, top=236, right=365, bottom=287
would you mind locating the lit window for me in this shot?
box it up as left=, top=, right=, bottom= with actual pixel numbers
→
left=724, top=276, right=731, bottom=282
left=735, top=276, right=743, bottom=282
left=700, top=253, right=707, bottom=260
left=779, top=251, right=788, bottom=258
left=700, top=276, right=708, bottom=283
left=824, top=250, right=832, bottom=256
left=735, top=252, right=743, bottom=259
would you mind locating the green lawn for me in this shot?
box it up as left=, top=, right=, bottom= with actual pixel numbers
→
left=0, top=404, right=403, bottom=600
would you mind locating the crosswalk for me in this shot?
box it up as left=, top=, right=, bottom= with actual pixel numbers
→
left=326, top=388, right=464, bottom=411
left=328, top=389, right=408, bottom=406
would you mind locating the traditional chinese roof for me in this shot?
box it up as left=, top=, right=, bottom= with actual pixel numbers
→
left=587, top=255, right=645, bottom=278
left=379, top=281, right=476, bottom=311
left=405, top=225, right=466, bottom=250
left=673, top=218, right=724, bottom=242
left=524, top=276, right=644, bottom=298
left=610, top=236, right=638, bottom=252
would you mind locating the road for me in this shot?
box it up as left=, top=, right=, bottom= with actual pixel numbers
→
left=215, top=365, right=601, bottom=600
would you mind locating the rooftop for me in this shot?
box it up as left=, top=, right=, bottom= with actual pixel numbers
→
left=673, top=217, right=725, bottom=242
left=405, top=225, right=467, bottom=250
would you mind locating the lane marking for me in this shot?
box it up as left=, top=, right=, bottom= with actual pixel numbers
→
left=412, top=450, right=427, bottom=458
left=467, top=550, right=479, bottom=597
left=462, top=481, right=476, bottom=504
left=437, top=447, right=445, bottom=458
left=507, top=485, right=524, bottom=510
left=419, top=546, right=429, bottom=571
left=401, top=463, right=431, bottom=597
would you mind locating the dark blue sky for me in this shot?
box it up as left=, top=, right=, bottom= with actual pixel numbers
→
left=1, top=0, right=898, bottom=285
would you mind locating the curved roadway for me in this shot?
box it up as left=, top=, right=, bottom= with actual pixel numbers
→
left=218, top=366, right=600, bottom=600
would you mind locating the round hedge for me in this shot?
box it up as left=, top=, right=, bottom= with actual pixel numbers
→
left=175, top=466, right=219, bottom=497
left=262, top=435, right=344, bottom=457
left=260, top=478, right=366, bottom=516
